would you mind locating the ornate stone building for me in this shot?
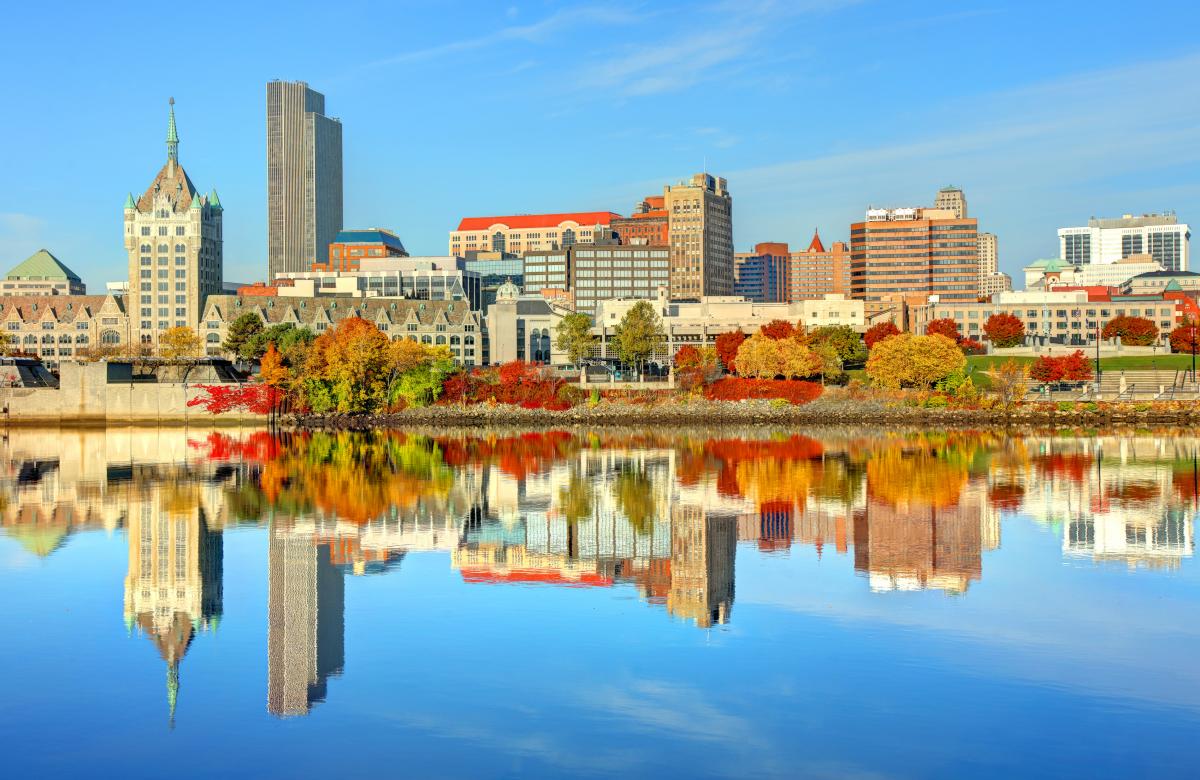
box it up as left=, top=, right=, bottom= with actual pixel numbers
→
left=124, top=98, right=223, bottom=347
left=200, top=295, right=484, bottom=366
left=0, top=294, right=128, bottom=367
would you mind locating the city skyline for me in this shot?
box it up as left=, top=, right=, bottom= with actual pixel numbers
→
left=1, top=2, right=1198, bottom=293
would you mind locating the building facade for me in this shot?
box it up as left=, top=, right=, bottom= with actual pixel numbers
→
left=449, top=212, right=620, bottom=257
left=318, top=229, right=408, bottom=272
left=911, top=289, right=1184, bottom=346
left=273, top=256, right=481, bottom=310
left=484, top=282, right=571, bottom=365
left=787, top=231, right=851, bottom=302
left=200, top=295, right=483, bottom=366
left=1058, top=213, right=1190, bottom=271
left=590, top=292, right=865, bottom=364
left=1025, top=255, right=1163, bottom=292
left=124, top=99, right=223, bottom=346
left=850, top=207, right=979, bottom=305
left=462, top=251, right=524, bottom=310
left=734, top=243, right=789, bottom=303
left=612, top=196, right=669, bottom=246
left=2, top=250, right=86, bottom=296
left=0, top=295, right=129, bottom=367
left=571, top=245, right=670, bottom=314
left=267, top=81, right=344, bottom=277
left=521, top=249, right=570, bottom=296
left=1122, top=270, right=1200, bottom=296
left=664, top=173, right=733, bottom=299
left=933, top=186, right=967, bottom=219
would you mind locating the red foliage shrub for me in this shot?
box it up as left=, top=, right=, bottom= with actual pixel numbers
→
left=188, top=383, right=281, bottom=415
left=703, top=377, right=823, bottom=404
left=864, top=322, right=900, bottom=349
left=1102, top=315, right=1158, bottom=346
left=714, top=330, right=746, bottom=373
left=441, top=360, right=574, bottom=410
left=984, top=313, right=1025, bottom=347
left=1030, top=350, right=1093, bottom=383
left=959, top=338, right=986, bottom=355
left=926, top=318, right=960, bottom=341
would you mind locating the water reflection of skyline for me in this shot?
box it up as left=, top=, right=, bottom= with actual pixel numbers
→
left=0, top=427, right=1196, bottom=723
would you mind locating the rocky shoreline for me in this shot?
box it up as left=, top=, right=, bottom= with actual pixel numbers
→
left=288, top=398, right=1200, bottom=430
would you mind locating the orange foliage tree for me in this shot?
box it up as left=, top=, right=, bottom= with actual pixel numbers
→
left=864, top=321, right=900, bottom=349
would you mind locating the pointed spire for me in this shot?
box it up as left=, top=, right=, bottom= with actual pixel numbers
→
left=167, top=659, right=179, bottom=730
left=124, top=192, right=136, bottom=210
left=806, top=228, right=826, bottom=254
left=209, top=189, right=222, bottom=210
left=190, top=192, right=202, bottom=209
left=166, top=97, right=179, bottom=167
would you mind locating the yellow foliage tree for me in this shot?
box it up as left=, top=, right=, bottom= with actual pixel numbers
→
left=778, top=338, right=823, bottom=379
left=734, top=335, right=781, bottom=379
left=158, top=326, right=201, bottom=361
left=866, top=333, right=965, bottom=389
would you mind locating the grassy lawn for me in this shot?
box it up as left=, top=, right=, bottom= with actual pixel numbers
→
left=844, top=354, right=1193, bottom=391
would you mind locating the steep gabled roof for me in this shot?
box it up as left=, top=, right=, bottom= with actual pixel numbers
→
left=136, top=161, right=200, bottom=214
left=806, top=230, right=825, bottom=254
left=6, top=249, right=82, bottom=282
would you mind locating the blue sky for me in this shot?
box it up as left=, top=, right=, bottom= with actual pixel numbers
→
left=2, top=0, right=1199, bottom=292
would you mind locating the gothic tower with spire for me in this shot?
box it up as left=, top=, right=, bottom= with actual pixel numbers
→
left=124, top=98, right=224, bottom=349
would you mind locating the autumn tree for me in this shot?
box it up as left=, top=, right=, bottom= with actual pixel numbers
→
left=714, top=330, right=746, bottom=374
left=758, top=319, right=797, bottom=341
left=1102, top=315, right=1158, bottom=346
left=991, top=359, right=1030, bottom=410
left=1169, top=319, right=1200, bottom=355
left=734, top=334, right=822, bottom=379
left=926, top=318, right=961, bottom=342
left=390, top=345, right=457, bottom=408
left=673, top=344, right=719, bottom=390
left=158, top=326, right=201, bottom=361
left=983, top=313, right=1025, bottom=348
left=864, top=321, right=900, bottom=349
left=245, top=323, right=314, bottom=364
left=1059, top=350, right=1094, bottom=381
left=223, top=312, right=264, bottom=359
left=866, top=333, right=965, bottom=389
left=809, top=325, right=867, bottom=365
left=555, top=312, right=597, bottom=366
left=300, top=317, right=392, bottom=413
left=612, top=300, right=666, bottom=373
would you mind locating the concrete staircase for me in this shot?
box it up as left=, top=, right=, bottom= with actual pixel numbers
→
left=1097, top=370, right=1186, bottom=399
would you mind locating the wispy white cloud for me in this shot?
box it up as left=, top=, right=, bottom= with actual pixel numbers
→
left=352, top=4, right=637, bottom=72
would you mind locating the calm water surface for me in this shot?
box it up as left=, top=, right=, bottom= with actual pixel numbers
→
left=1, top=427, right=1198, bottom=779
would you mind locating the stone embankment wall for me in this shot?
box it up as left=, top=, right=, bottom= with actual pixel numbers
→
left=0, top=362, right=264, bottom=425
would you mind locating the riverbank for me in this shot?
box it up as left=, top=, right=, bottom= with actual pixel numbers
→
left=288, top=396, right=1200, bottom=430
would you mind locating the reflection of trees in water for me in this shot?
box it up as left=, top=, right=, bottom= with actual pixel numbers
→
left=614, top=465, right=656, bottom=533
left=558, top=473, right=593, bottom=526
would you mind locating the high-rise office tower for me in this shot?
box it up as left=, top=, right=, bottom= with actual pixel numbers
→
left=664, top=173, right=734, bottom=299
left=850, top=206, right=979, bottom=304
left=267, top=81, right=343, bottom=279
left=934, top=186, right=967, bottom=219
left=124, top=98, right=224, bottom=346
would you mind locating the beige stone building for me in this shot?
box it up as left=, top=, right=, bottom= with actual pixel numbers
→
left=934, top=185, right=967, bottom=219
left=665, top=173, right=734, bottom=298
left=0, top=294, right=129, bottom=367
left=124, top=99, right=224, bottom=347
left=977, top=232, right=1012, bottom=296
left=200, top=295, right=484, bottom=366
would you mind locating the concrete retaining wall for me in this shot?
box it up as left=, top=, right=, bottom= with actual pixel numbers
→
left=0, top=362, right=265, bottom=424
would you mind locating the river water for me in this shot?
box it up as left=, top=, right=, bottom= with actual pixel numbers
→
left=1, top=427, right=1197, bottom=778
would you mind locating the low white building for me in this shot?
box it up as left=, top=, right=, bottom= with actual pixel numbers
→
left=1025, top=255, right=1163, bottom=291
left=1058, top=212, right=1189, bottom=271
left=272, top=256, right=481, bottom=310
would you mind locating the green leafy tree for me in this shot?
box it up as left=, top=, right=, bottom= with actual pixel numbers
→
left=246, top=323, right=314, bottom=363
left=223, top=313, right=264, bottom=360
left=809, top=325, right=867, bottom=365
left=612, top=300, right=666, bottom=373
left=555, top=312, right=597, bottom=366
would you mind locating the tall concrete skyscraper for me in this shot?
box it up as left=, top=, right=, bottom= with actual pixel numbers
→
left=266, top=81, right=343, bottom=279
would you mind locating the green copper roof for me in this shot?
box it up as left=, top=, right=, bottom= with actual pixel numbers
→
left=5, top=249, right=82, bottom=282
left=124, top=192, right=136, bottom=209
left=209, top=189, right=222, bottom=209
left=1165, top=279, right=1183, bottom=292
left=190, top=192, right=202, bottom=209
